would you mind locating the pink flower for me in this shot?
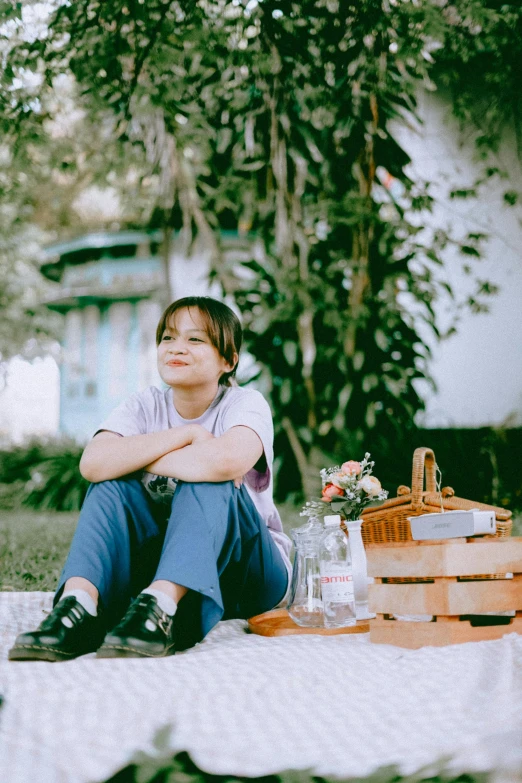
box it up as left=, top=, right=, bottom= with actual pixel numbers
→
left=341, top=460, right=362, bottom=476
left=321, top=483, right=344, bottom=501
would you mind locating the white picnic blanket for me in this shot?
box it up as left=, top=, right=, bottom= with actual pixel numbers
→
left=1, top=592, right=522, bottom=783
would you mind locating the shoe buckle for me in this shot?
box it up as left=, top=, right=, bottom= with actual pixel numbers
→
left=157, top=613, right=171, bottom=635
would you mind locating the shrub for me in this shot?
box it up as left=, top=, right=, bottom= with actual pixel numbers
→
left=0, top=438, right=88, bottom=511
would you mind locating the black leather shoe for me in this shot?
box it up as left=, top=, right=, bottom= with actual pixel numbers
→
left=96, top=593, right=176, bottom=659
left=8, top=596, right=104, bottom=662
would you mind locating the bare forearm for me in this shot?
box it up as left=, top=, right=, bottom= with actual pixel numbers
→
left=145, top=428, right=263, bottom=483
left=145, top=441, right=231, bottom=483
left=80, top=427, right=195, bottom=483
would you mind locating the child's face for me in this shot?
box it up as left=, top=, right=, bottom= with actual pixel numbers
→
left=157, top=307, right=236, bottom=391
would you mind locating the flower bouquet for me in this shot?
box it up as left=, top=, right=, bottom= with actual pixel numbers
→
left=301, top=452, right=388, bottom=522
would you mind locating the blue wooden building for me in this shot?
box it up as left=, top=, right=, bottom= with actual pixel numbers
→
left=41, top=230, right=167, bottom=441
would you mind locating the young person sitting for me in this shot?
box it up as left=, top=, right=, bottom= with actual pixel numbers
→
left=9, top=296, right=291, bottom=661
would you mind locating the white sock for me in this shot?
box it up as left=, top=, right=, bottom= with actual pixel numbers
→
left=61, top=589, right=98, bottom=617
left=141, top=588, right=178, bottom=617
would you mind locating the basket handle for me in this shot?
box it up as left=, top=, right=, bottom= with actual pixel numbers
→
left=411, top=447, right=437, bottom=509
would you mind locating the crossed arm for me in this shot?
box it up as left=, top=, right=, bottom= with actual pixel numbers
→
left=79, top=424, right=264, bottom=485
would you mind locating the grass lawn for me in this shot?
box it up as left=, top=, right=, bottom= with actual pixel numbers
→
left=0, top=503, right=303, bottom=593
left=0, top=510, right=78, bottom=592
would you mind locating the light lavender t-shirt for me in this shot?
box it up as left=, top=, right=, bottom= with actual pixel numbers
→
left=97, top=385, right=292, bottom=578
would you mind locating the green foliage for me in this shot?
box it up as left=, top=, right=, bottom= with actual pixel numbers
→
left=206, top=0, right=505, bottom=495
left=0, top=478, right=26, bottom=509
left=433, top=2, right=522, bottom=199
left=0, top=224, right=62, bottom=365
left=0, top=6, right=166, bottom=362
left=0, top=438, right=88, bottom=511
left=103, top=728, right=491, bottom=783
left=435, top=3, right=522, bottom=150
left=1, top=1, right=521, bottom=493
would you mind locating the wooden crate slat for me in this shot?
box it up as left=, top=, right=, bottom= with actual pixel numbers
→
left=366, top=538, right=522, bottom=578
left=369, top=578, right=522, bottom=615
left=370, top=615, right=522, bottom=649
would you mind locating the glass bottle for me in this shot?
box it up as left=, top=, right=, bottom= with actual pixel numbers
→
left=320, top=514, right=356, bottom=628
left=287, top=519, right=324, bottom=627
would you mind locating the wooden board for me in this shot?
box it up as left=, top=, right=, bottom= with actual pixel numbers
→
left=366, top=537, right=522, bottom=579
left=370, top=614, right=522, bottom=649
left=248, top=609, right=370, bottom=637
left=368, top=575, right=522, bottom=615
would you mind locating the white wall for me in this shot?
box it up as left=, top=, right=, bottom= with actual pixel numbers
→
left=392, top=91, right=522, bottom=428
left=168, top=235, right=221, bottom=301
left=0, top=356, right=60, bottom=444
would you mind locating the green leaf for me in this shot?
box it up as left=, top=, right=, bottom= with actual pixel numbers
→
left=283, top=340, right=298, bottom=366
left=318, top=419, right=332, bottom=436
left=152, top=725, right=174, bottom=753
left=353, top=351, right=365, bottom=371
left=280, top=378, right=292, bottom=405
left=503, top=190, right=519, bottom=206
left=330, top=498, right=347, bottom=511
left=362, top=374, right=379, bottom=393
left=365, top=403, right=377, bottom=429
left=374, top=329, right=388, bottom=351
left=460, top=245, right=481, bottom=257
left=450, top=188, right=477, bottom=199
left=0, top=2, right=22, bottom=21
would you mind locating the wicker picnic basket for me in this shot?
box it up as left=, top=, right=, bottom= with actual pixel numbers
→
left=360, top=447, right=512, bottom=582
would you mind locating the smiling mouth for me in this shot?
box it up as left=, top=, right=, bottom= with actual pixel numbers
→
left=167, top=361, right=188, bottom=366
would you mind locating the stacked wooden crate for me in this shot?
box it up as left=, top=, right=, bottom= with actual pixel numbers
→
left=367, top=537, right=522, bottom=648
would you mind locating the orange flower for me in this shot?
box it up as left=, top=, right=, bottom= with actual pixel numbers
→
left=321, top=483, right=344, bottom=501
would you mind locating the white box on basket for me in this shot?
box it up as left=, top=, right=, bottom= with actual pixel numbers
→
left=407, top=509, right=496, bottom=540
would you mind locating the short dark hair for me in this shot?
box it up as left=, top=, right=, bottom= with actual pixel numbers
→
left=156, top=296, right=242, bottom=386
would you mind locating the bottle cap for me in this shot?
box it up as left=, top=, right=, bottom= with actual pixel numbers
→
left=324, top=514, right=342, bottom=527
